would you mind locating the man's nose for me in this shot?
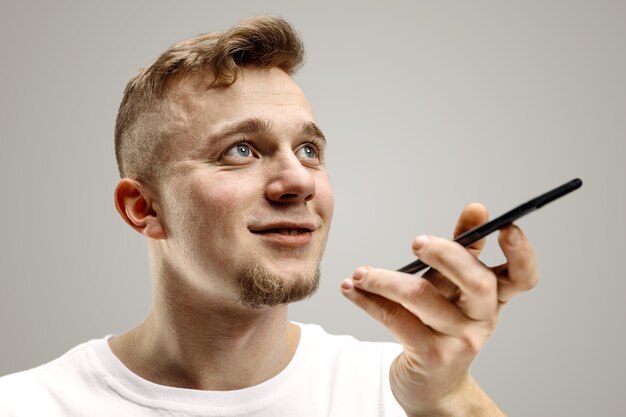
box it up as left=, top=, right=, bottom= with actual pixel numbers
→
left=265, top=150, right=316, bottom=204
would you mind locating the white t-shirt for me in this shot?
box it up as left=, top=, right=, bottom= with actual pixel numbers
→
left=0, top=324, right=407, bottom=416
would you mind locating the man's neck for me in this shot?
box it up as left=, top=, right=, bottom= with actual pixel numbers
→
left=108, top=294, right=300, bottom=391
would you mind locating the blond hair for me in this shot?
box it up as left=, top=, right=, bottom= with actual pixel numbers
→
left=114, top=16, right=305, bottom=182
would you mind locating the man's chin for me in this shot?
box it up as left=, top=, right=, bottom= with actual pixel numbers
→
left=236, top=263, right=320, bottom=309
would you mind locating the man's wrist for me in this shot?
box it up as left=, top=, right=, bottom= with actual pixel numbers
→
left=400, top=375, right=506, bottom=417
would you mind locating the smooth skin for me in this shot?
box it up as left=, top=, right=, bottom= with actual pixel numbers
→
left=341, top=203, right=538, bottom=416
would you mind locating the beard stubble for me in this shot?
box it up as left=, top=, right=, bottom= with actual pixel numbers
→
left=237, top=263, right=321, bottom=309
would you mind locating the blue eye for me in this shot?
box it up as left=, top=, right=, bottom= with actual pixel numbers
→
left=225, top=143, right=253, bottom=158
left=297, top=144, right=317, bottom=159
left=236, top=144, right=251, bottom=157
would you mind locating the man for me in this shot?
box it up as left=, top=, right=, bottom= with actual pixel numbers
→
left=0, top=17, right=538, bottom=416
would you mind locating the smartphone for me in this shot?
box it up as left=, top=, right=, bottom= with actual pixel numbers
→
left=397, top=178, right=583, bottom=274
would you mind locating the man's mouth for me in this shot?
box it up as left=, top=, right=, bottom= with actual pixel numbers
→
left=257, top=228, right=311, bottom=235
left=249, top=223, right=316, bottom=247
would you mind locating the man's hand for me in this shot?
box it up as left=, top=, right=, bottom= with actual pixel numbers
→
left=340, top=203, right=539, bottom=416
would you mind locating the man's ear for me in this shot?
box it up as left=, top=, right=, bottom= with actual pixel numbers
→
left=114, top=178, right=166, bottom=240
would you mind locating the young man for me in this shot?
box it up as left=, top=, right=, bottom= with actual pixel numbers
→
left=0, top=17, right=538, bottom=416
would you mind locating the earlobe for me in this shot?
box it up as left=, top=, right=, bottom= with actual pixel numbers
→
left=114, top=179, right=166, bottom=240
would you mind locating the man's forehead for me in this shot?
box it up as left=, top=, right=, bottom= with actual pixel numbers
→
left=170, top=67, right=306, bottom=101
left=161, top=66, right=318, bottom=156
left=164, top=71, right=311, bottom=133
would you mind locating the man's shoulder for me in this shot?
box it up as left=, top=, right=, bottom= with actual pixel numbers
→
left=0, top=337, right=106, bottom=416
left=2, top=337, right=102, bottom=378
left=0, top=366, right=51, bottom=410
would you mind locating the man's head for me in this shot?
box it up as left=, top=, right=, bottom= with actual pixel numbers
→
left=113, top=17, right=333, bottom=309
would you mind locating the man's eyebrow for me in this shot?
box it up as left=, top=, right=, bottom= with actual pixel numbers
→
left=301, top=122, right=326, bottom=143
left=214, top=117, right=273, bottom=139
left=211, top=118, right=326, bottom=143
left=191, top=118, right=272, bottom=157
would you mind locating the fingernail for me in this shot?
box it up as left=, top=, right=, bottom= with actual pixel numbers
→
left=413, top=235, right=431, bottom=251
left=506, top=227, right=521, bottom=247
left=352, top=266, right=368, bottom=281
left=340, top=279, right=354, bottom=291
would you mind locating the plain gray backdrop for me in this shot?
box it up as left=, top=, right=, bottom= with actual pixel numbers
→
left=1, top=1, right=624, bottom=415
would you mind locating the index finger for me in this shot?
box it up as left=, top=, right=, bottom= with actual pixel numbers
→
left=413, top=234, right=498, bottom=320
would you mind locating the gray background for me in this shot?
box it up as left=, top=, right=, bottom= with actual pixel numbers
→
left=1, top=0, right=624, bottom=415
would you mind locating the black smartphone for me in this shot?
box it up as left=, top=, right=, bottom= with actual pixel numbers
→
left=397, top=178, right=583, bottom=274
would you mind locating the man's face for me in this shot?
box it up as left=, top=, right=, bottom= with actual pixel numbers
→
left=153, top=67, right=333, bottom=308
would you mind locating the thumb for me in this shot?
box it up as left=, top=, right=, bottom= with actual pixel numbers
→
left=453, top=203, right=489, bottom=257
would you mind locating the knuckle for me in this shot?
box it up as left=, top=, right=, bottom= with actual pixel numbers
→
left=485, top=319, right=498, bottom=336
left=361, top=269, right=384, bottom=291
left=407, top=278, right=430, bottom=300
left=378, top=304, right=404, bottom=327
left=463, top=337, right=482, bottom=355
left=368, top=272, right=395, bottom=294
left=465, top=272, right=495, bottom=296
left=510, top=262, right=540, bottom=292
left=457, top=331, right=485, bottom=355
left=524, top=271, right=540, bottom=291
left=427, top=242, right=447, bottom=265
left=532, top=271, right=540, bottom=287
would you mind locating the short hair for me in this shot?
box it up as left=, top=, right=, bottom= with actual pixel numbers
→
left=114, top=16, right=305, bottom=183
